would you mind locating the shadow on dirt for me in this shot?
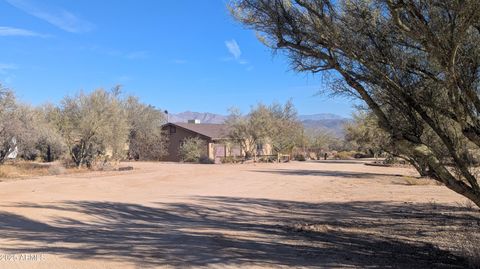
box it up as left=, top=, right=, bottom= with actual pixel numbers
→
left=252, top=169, right=404, bottom=178
left=0, top=198, right=478, bottom=268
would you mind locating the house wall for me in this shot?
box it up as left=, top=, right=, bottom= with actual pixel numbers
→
left=243, top=139, right=273, bottom=156
left=161, top=124, right=273, bottom=162
left=162, top=125, right=211, bottom=162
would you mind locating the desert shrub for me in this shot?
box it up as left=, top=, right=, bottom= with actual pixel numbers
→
left=178, top=137, right=206, bottom=163
left=222, top=156, right=246, bottom=164
left=199, top=156, right=214, bottom=164
left=48, top=165, right=66, bottom=175
left=21, top=123, right=66, bottom=162
left=354, top=152, right=371, bottom=159
left=222, top=156, right=234, bottom=164
left=334, top=151, right=356, bottom=160
left=294, top=154, right=306, bottom=161
left=34, top=131, right=66, bottom=162
left=257, top=155, right=277, bottom=163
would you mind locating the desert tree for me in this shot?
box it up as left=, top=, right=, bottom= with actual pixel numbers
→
left=0, top=86, right=21, bottom=163
left=124, top=96, right=168, bottom=160
left=268, top=100, right=304, bottom=154
left=56, top=89, right=129, bottom=168
left=305, top=128, right=340, bottom=158
left=0, top=86, right=66, bottom=163
left=231, top=0, right=480, bottom=206
left=227, top=101, right=303, bottom=158
left=226, top=107, right=269, bottom=159
left=16, top=105, right=66, bottom=162
left=33, top=104, right=67, bottom=162
left=344, top=110, right=389, bottom=158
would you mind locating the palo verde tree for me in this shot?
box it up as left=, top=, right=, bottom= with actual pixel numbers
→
left=231, top=0, right=480, bottom=206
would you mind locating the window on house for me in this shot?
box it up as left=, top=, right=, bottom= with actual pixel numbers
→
left=257, top=144, right=263, bottom=150
left=170, top=126, right=176, bottom=134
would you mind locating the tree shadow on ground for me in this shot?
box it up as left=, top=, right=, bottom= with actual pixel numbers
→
left=0, top=198, right=478, bottom=268
left=306, top=160, right=372, bottom=164
left=252, top=169, right=404, bottom=178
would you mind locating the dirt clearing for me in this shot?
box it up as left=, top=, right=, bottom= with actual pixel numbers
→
left=0, top=160, right=478, bottom=268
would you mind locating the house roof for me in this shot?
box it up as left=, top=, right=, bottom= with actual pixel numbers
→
left=166, top=123, right=229, bottom=140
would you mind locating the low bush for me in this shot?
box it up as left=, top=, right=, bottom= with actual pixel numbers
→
left=199, top=156, right=214, bottom=164
left=48, top=165, right=66, bottom=175
left=354, top=152, right=372, bottom=159
left=294, top=154, right=306, bottom=161
left=178, top=137, right=206, bottom=163
left=257, top=156, right=277, bottom=163
left=333, top=151, right=357, bottom=160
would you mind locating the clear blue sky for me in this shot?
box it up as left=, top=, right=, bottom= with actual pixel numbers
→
left=0, top=0, right=355, bottom=117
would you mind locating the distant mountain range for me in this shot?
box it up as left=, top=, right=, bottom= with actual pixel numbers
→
left=169, top=111, right=350, bottom=137
left=168, top=111, right=227, bottom=124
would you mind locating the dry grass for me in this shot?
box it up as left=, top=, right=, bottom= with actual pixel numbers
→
left=333, top=151, right=357, bottom=160
left=0, top=162, right=51, bottom=179
left=402, top=176, right=437, bottom=186
left=0, top=160, right=134, bottom=181
left=0, top=161, right=73, bottom=179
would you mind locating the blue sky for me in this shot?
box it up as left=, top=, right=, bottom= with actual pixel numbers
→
left=0, top=0, right=355, bottom=117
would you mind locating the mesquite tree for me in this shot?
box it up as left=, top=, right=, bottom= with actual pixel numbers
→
left=230, top=0, right=480, bottom=206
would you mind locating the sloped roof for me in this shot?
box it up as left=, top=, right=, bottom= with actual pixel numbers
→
left=168, top=123, right=229, bottom=140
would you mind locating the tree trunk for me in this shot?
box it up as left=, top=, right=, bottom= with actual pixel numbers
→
left=396, top=140, right=480, bottom=208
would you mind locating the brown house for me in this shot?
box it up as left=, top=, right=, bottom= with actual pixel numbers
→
left=162, top=122, right=242, bottom=162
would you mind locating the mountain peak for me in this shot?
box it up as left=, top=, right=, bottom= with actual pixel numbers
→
left=169, top=111, right=349, bottom=137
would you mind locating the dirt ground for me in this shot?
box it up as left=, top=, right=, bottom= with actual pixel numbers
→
left=0, top=160, right=478, bottom=268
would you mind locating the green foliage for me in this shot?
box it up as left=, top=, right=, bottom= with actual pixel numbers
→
left=269, top=100, right=303, bottom=154
left=231, top=0, right=480, bottom=206
left=333, top=151, right=357, bottom=160
left=0, top=86, right=66, bottom=163
left=305, top=128, right=346, bottom=158
left=0, top=85, right=171, bottom=168
left=0, top=87, right=22, bottom=163
left=125, top=96, right=168, bottom=161
left=178, top=137, right=207, bottom=163
left=226, top=100, right=303, bottom=158
left=57, top=89, right=129, bottom=168
left=294, top=154, right=306, bottom=161
left=344, top=110, right=388, bottom=157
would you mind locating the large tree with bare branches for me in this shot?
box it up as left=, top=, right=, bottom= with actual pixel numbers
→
left=230, top=0, right=480, bottom=206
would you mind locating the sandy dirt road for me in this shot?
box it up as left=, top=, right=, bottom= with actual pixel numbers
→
left=0, top=160, right=477, bottom=268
